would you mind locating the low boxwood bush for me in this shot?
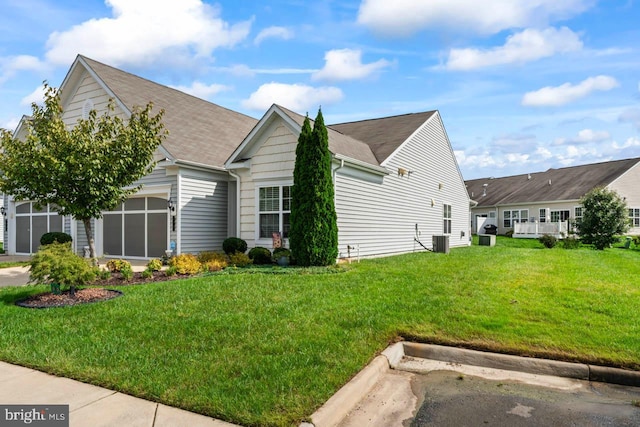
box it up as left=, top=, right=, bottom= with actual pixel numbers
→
left=248, top=247, right=272, bottom=265
left=539, top=234, right=557, bottom=248
left=169, top=253, right=202, bottom=275
left=40, top=232, right=73, bottom=246
left=141, top=269, right=153, bottom=279
left=223, top=237, right=248, bottom=255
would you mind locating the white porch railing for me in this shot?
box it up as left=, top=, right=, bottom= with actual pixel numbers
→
left=513, top=222, right=568, bottom=239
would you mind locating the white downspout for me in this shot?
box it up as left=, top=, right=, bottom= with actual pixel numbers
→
left=332, top=159, right=344, bottom=258
left=228, top=170, right=241, bottom=238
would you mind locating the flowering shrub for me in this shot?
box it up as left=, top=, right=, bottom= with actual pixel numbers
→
left=169, top=253, right=202, bottom=275
left=203, top=259, right=228, bottom=272
left=106, top=259, right=132, bottom=272
left=146, top=258, right=163, bottom=271
left=198, top=251, right=228, bottom=264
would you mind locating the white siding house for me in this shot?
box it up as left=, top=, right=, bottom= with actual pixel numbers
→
left=226, top=105, right=471, bottom=258
left=3, top=55, right=256, bottom=258
left=3, top=55, right=471, bottom=259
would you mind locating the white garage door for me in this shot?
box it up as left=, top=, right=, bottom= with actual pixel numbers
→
left=15, top=202, right=64, bottom=254
left=102, top=197, right=168, bottom=258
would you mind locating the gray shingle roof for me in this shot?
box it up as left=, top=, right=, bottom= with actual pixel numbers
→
left=80, top=56, right=258, bottom=169
left=329, top=111, right=437, bottom=163
left=466, top=157, right=640, bottom=206
left=275, top=105, right=380, bottom=166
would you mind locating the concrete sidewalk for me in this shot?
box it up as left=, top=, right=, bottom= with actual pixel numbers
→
left=0, top=362, right=239, bottom=427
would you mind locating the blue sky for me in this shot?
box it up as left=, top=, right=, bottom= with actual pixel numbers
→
left=1, top=0, right=639, bottom=179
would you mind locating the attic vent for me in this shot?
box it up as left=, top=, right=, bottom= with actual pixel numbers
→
left=82, top=99, right=94, bottom=120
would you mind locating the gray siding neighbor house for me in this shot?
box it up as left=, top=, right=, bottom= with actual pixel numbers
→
left=3, top=55, right=470, bottom=259
left=466, top=157, right=640, bottom=237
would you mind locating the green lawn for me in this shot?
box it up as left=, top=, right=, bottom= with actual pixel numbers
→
left=0, top=238, right=639, bottom=426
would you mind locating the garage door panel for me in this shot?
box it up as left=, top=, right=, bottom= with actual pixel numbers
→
left=32, top=216, right=48, bottom=252
left=103, top=215, right=122, bottom=256
left=124, top=214, right=145, bottom=257
left=147, top=213, right=167, bottom=257
left=16, top=217, right=30, bottom=253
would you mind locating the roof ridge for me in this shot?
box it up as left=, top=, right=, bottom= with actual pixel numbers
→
left=330, top=110, right=437, bottom=126
left=80, top=55, right=256, bottom=121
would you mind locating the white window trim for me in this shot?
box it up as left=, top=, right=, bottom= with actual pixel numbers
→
left=443, top=203, right=452, bottom=235
left=255, top=180, right=293, bottom=246
left=629, top=207, right=640, bottom=228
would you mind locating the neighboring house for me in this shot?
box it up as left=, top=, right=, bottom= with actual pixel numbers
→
left=3, top=55, right=471, bottom=259
left=466, top=157, right=640, bottom=237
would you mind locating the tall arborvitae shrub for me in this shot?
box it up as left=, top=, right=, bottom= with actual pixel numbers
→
left=289, top=109, right=338, bottom=266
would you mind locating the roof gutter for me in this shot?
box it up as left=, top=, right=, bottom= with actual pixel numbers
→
left=333, top=154, right=389, bottom=176
left=173, top=159, right=227, bottom=173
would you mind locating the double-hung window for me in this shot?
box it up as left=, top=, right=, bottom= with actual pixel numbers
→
left=258, top=186, right=291, bottom=239
left=574, top=207, right=583, bottom=225
left=443, top=204, right=452, bottom=234
left=539, top=208, right=547, bottom=223
left=630, top=208, right=640, bottom=227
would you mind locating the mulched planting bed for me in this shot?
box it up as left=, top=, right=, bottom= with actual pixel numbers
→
left=17, top=288, right=123, bottom=308
left=16, top=271, right=193, bottom=308
left=90, top=270, right=183, bottom=286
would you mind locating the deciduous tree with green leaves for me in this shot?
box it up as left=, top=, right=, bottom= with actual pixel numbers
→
left=289, top=109, right=338, bottom=266
left=0, top=83, right=167, bottom=260
left=577, top=187, right=629, bottom=250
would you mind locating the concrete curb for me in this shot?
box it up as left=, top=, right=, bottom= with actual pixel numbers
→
left=301, top=341, right=640, bottom=427
left=300, top=355, right=391, bottom=427
left=402, top=342, right=640, bottom=387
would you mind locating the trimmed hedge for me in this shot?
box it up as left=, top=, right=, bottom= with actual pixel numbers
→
left=40, top=232, right=72, bottom=246
left=223, top=237, right=248, bottom=255
left=248, top=247, right=272, bottom=265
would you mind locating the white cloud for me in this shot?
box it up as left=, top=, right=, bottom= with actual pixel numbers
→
left=612, top=137, right=640, bottom=150
left=170, top=82, right=231, bottom=100
left=445, top=27, right=582, bottom=70
left=254, top=26, right=293, bottom=45
left=357, top=0, right=593, bottom=36
left=242, top=82, right=343, bottom=112
left=554, top=129, right=610, bottom=145
left=20, top=84, right=46, bottom=106
left=455, top=149, right=505, bottom=169
left=44, top=0, right=252, bottom=67
left=311, top=49, right=392, bottom=82
left=535, top=146, right=553, bottom=160
left=522, top=75, right=619, bottom=107
left=1, top=117, right=20, bottom=132
left=0, top=55, right=46, bottom=84
left=212, top=64, right=317, bottom=77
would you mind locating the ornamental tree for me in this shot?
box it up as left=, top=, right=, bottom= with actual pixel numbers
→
left=577, top=187, right=629, bottom=250
left=289, top=109, right=338, bottom=266
left=0, top=83, right=167, bottom=260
